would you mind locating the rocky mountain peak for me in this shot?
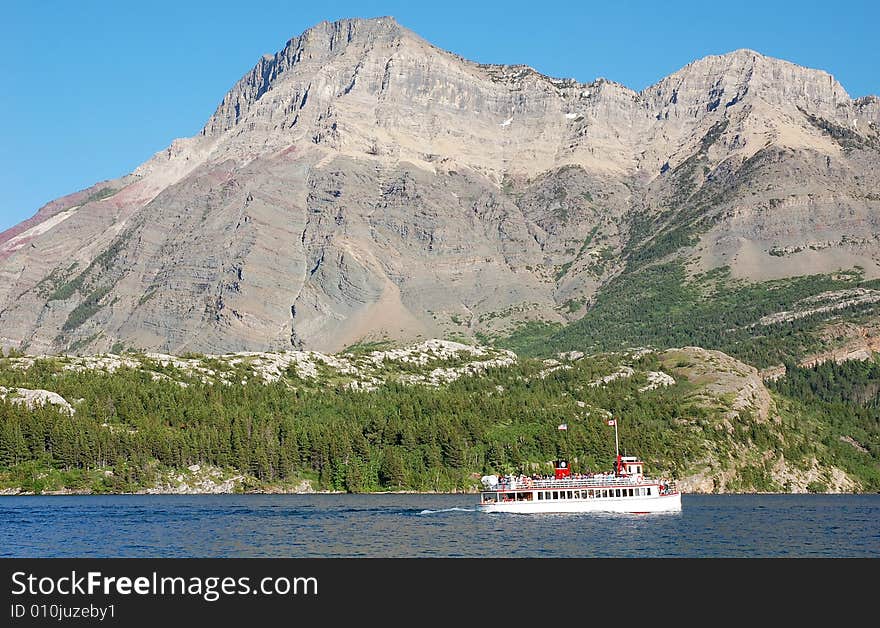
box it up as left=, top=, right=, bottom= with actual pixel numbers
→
left=201, top=16, right=414, bottom=137
left=643, top=48, right=852, bottom=116
left=294, top=15, right=411, bottom=54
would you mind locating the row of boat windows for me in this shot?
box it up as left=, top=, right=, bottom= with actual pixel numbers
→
left=482, top=487, right=653, bottom=503
left=538, top=487, right=652, bottom=500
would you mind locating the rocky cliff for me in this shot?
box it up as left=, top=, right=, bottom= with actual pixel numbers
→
left=1, top=17, right=878, bottom=355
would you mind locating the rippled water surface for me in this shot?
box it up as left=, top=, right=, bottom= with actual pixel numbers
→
left=1, top=494, right=877, bottom=557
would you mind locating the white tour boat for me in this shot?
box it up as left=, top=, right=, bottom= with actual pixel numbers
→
left=477, top=418, right=681, bottom=514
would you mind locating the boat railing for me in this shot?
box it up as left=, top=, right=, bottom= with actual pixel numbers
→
left=488, top=476, right=676, bottom=491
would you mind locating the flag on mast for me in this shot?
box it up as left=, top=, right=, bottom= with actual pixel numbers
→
left=607, top=419, right=616, bottom=426
left=557, top=423, right=568, bottom=430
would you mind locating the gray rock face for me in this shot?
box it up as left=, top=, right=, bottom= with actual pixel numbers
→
left=1, top=17, right=878, bottom=354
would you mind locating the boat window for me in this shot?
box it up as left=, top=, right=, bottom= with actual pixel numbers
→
left=588, top=490, right=594, bottom=498
left=537, top=492, right=543, bottom=500
left=573, top=490, right=580, bottom=499
left=615, top=489, right=620, bottom=497
left=552, top=491, right=558, bottom=500
left=647, top=488, right=652, bottom=495
left=567, top=491, right=573, bottom=499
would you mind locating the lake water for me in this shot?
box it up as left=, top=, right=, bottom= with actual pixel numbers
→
left=0, top=493, right=877, bottom=557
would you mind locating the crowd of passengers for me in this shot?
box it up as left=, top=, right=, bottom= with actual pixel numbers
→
left=497, top=472, right=618, bottom=485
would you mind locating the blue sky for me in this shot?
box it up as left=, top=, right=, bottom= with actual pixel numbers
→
left=1, top=0, right=877, bottom=232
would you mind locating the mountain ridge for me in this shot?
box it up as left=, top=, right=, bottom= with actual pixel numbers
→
left=4, top=18, right=875, bottom=229
left=3, top=20, right=873, bottom=246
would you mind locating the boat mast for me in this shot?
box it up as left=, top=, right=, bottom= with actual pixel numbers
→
left=614, top=418, right=619, bottom=465
left=608, top=416, right=621, bottom=474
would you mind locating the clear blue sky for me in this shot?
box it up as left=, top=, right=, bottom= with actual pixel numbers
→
left=1, top=0, right=877, bottom=232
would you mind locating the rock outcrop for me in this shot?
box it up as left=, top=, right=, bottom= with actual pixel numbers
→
left=0, top=386, right=76, bottom=415
left=2, top=339, right=516, bottom=391
left=661, top=346, right=774, bottom=424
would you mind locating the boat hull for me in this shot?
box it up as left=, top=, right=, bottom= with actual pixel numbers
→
left=477, top=492, right=681, bottom=514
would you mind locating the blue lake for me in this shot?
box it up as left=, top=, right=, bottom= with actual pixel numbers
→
left=1, top=493, right=877, bottom=557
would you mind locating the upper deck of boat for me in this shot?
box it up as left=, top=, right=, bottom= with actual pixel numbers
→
left=489, top=475, right=674, bottom=491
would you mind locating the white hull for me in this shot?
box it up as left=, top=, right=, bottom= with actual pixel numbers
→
left=478, top=492, right=681, bottom=514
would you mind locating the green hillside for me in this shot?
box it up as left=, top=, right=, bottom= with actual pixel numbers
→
left=498, top=264, right=880, bottom=368
left=1, top=344, right=876, bottom=494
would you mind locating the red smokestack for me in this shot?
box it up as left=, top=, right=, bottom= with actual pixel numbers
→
left=555, top=460, right=571, bottom=479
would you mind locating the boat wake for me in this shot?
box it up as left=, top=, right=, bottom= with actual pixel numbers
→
left=418, top=507, right=475, bottom=515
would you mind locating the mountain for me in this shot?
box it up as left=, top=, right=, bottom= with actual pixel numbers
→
left=1, top=16, right=879, bottom=357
